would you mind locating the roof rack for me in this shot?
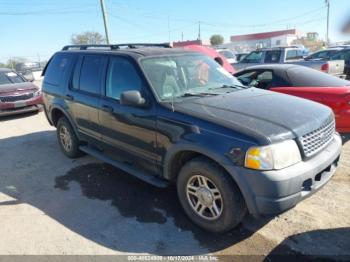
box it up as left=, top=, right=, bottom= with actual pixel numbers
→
left=62, top=43, right=171, bottom=51
left=256, top=46, right=301, bottom=50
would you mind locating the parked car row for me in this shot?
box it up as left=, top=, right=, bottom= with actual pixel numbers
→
left=232, top=46, right=345, bottom=78
left=39, top=44, right=342, bottom=233
left=305, top=46, right=350, bottom=80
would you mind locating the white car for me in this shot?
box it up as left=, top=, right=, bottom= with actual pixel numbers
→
left=216, top=49, right=236, bottom=64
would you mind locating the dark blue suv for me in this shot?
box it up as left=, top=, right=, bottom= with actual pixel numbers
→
left=42, top=44, right=342, bottom=233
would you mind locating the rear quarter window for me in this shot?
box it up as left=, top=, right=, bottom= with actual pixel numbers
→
left=44, top=53, right=74, bottom=86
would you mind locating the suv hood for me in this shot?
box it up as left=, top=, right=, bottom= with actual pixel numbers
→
left=174, top=88, right=333, bottom=144
left=0, top=82, right=38, bottom=96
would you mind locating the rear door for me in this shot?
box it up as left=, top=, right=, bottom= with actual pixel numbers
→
left=99, top=55, right=159, bottom=175
left=67, top=54, right=107, bottom=144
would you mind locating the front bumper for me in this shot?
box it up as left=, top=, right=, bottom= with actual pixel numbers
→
left=0, top=104, right=43, bottom=117
left=224, top=133, right=342, bottom=217
left=0, top=95, right=43, bottom=117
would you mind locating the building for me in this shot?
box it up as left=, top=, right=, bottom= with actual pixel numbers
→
left=172, top=39, right=210, bottom=47
left=224, top=29, right=301, bottom=52
left=306, top=32, right=319, bottom=40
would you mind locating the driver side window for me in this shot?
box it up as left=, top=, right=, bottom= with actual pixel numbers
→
left=237, top=70, right=273, bottom=89
left=256, top=71, right=273, bottom=89
left=106, top=57, right=143, bottom=100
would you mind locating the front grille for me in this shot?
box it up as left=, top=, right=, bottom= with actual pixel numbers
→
left=0, top=93, right=34, bottom=103
left=298, top=118, right=335, bottom=158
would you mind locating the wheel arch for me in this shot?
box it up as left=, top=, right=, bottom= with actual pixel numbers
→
left=50, top=105, right=80, bottom=139
left=163, top=144, right=256, bottom=214
left=163, top=144, right=234, bottom=182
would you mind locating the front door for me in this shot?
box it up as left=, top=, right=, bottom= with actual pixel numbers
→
left=99, top=55, right=159, bottom=175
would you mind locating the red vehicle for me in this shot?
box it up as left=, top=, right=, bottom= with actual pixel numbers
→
left=0, top=68, right=43, bottom=116
left=182, top=45, right=235, bottom=74
left=234, top=64, right=350, bottom=133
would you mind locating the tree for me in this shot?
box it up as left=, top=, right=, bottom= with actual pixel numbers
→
left=6, top=57, right=28, bottom=70
left=292, top=37, right=326, bottom=52
left=210, top=34, right=224, bottom=46
left=71, top=31, right=106, bottom=45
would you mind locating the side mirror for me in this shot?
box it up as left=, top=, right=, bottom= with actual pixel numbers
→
left=120, top=90, right=146, bottom=107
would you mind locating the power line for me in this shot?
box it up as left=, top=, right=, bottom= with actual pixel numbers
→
left=103, top=3, right=326, bottom=29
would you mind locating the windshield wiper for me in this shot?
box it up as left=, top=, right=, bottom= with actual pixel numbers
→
left=209, top=84, right=249, bottom=91
left=180, top=92, right=219, bottom=97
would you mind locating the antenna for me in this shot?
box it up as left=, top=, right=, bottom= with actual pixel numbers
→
left=197, top=21, right=201, bottom=41
left=171, top=91, right=175, bottom=112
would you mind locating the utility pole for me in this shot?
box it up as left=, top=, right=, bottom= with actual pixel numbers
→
left=181, top=32, right=184, bottom=42
left=197, top=21, right=201, bottom=41
left=325, top=0, right=330, bottom=44
left=100, top=0, right=110, bottom=44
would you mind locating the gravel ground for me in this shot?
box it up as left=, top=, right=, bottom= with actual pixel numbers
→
left=0, top=110, right=349, bottom=259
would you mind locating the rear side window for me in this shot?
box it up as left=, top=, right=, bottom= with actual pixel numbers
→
left=79, top=55, right=106, bottom=95
left=264, top=51, right=281, bottom=63
left=309, top=51, right=329, bottom=59
left=44, top=54, right=73, bottom=86
left=286, top=50, right=297, bottom=60
left=287, top=66, right=350, bottom=87
left=286, top=50, right=303, bottom=61
left=106, top=57, right=143, bottom=100
left=331, top=50, right=350, bottom=61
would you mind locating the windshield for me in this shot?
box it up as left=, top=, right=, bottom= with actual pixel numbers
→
left=141, top=54, right=244, bottom=101
left=241, top=51, right=263, bottom=63
left=218, top=50, right=235, bottom=59
left=0, top=71, right=25, bottom=86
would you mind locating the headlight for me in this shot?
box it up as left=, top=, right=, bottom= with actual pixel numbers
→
left=245, top=140, right=301, bottom=170
left=33, top=90, right=41, bottom=97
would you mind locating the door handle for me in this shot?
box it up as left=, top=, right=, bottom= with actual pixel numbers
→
left=65, top=94, right=74, bottom=101
left=101, top=104, right=113, bottom=113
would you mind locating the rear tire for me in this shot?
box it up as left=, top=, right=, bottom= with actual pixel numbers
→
left=177, top=157, right=247, bottom=233
left=56, top=117, right=82, bottom=158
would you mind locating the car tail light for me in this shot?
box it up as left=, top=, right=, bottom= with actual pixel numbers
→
left=321, top=63, right=329, bottom=72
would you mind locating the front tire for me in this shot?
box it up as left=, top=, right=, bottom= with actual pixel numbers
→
left=177, top=157, right=246, bottom=233
left=56, top=117, right=82, bottom=158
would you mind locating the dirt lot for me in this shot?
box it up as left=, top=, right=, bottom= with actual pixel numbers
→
left=0, top=110, right=349, bottom=259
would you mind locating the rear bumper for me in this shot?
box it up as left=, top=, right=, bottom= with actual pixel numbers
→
left=224, top=133, right=342, bottom=217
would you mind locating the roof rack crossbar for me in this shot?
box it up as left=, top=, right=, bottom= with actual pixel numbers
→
left=62, top=43, right=171, bottom=51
